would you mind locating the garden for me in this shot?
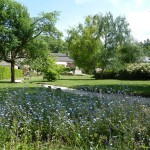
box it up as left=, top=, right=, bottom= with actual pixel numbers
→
left=0, top=0, right=150, bottom=149
left=0, top=75, right=150, bottom=149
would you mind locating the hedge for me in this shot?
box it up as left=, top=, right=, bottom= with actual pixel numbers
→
left=0, top=66, right=23, bottom=80
left=94, top=63, right=150, bottom=80
left=118, top=63, right=150, bottom=80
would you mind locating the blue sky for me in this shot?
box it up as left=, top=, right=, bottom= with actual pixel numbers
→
left=16, top=0, right=150, bottom=42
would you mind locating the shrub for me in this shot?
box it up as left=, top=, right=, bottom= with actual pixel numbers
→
left=93, top=69, right=117, bottom=79
left=0, top=66, right=23, bottom=80
left=118, top=63, right=150, bottom=80
left=43, top=68, right=59, bottom=81
left=43, top=64, right=64, bottom=81
left=0, top=66, right=5, bottom=80
left=61, top=67, right=75, bottom=75
left=94, top=63, right=150, bottom=80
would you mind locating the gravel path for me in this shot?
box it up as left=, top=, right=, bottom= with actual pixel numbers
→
left=43, top=84, right=150, bottom=106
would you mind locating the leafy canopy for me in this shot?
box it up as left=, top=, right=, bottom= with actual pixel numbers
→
left=66, top=12, right=131, bottom=72
left=0, top=0, right=61, bottom=82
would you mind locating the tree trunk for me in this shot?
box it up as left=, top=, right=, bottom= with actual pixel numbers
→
left=11, top=60, right=15, bottom=83
left=100, top=68, right=104, bottom=79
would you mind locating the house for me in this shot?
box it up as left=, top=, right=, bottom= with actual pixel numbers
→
left=51, top=53, right=74, bottom=67
left=143, top=56, right=150, bottom=63
left=51, top=53, right=85, bottom=75
left=0, top=61, right=19, bottom=69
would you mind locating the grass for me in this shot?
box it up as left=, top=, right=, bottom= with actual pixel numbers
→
left=0, top=75, right=150, bottom=149
left=9, top=75, right=150, bottom=97
left=3, top=75, right=149, bottom=97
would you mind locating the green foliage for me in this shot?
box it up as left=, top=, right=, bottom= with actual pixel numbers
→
left=26, top=36, right=49, bottom=60
left=67, top=15, right=103, bottom=71
left=0, top=66, right=23, bottom=80
left=42, top=35, right=66, bottom=53
left=118, top=63, right=150, bottom=80
left=94, top=63, right=150, bottom=80
left=67, top=12, right=131, bottom=73
left=0, top=66, right=10, bottom=80
left=117, top=41, right=143, bottom=64
left=143, top=39, right=150, bottom=56
left=0, top=0, right=60, bottom=82
left=0, top=0, right=33, bottom=82
left=39, top=57, right=63, bottom=81
left=0, top=0, right=33, bottom=60
left=43, top=68, right=59, bottom=81
left=61, top=67, right=75, bottom=75
left=94, top=69, right=117, bottom=79
left=15, top=69, right=23, bottom=78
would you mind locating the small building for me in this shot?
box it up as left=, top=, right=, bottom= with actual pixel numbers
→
left=143, top=56, right=150, bottom=63
left=0, top=61, right=18, bottom=69
left=51, top=53, right=74, bottom=67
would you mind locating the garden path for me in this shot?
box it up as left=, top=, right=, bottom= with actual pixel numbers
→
left=43, top=84, right=150, bottom=105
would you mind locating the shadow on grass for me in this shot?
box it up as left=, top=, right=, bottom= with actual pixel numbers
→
left=0, top=86, right=47, bottom=94
left=57, top=78, right=94, bottom=81
left=0, top=81, right=11, bottom=83
left=0, top=79, right=44, bottom=93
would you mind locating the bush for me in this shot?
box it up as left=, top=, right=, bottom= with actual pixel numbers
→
left=118, top=63, right=150, bottom=80
left=0, top=66, right=23, bottom=80
left=43, top=64, right=64, bottom=81
left=61, top=67, right=75, bottom=75
left=43, top=68, right=59, bottom=81
left=94, top=63, right=150, bottom=80
left=15, top=69, right=23, bottom=78
left=93, top=69, right=117, bottom=79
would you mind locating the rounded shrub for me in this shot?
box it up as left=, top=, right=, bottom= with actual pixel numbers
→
left=43, top=68, right=59, bottom=81
left=118, top=63, right=150, bottom=80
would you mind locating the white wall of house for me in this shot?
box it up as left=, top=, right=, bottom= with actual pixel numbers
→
left=56, top=62, right=67, bottom=67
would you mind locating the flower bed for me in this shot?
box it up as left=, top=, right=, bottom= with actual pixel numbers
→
left=0, top=87, right=149, bottom=149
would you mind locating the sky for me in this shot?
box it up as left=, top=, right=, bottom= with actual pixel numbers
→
left=15, top=0, right=150, bottom=42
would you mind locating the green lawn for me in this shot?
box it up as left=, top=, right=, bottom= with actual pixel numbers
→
left=0, top=75, right=150, bottom=97
left=48, top=75, right=150, bottom=97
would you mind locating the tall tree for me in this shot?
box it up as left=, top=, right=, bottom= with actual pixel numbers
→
left=42, top=36, right=66, bottom=53
left=115, top=40, right=143, bottom=71
left=143, top=39, right=150, bottom=56
left=96, top=12, right=131, bottom=73
left=67, top=12, right=131, bottom=73
left=0, top=0, right=60, bottom=82
left=67, top=15, right=102, bottom=71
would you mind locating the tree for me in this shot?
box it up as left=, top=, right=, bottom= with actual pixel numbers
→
left=143, top=39, right=150, bottom=56
left=42, top=36, right=66, bottom=53
left=116, top=40, right=143, bottom=65
left=95, top=12, right=131, bottom=74
left=67, top=15, right=103, bottom=72
left=66, top=12, right=131, bottom=73
left=0, top=0, right=60, bottom=82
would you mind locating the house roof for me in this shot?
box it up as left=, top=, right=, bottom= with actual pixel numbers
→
left=51, top=53, right=74, bottom=63
left=0, top=61, right=11, bottom=66
left=0, top=61, right=19, bottom=67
